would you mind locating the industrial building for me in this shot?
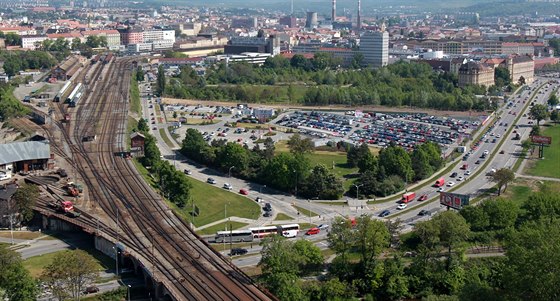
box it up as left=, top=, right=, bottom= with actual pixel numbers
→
left=0, top=141, right=52, bottom=174
left=305, top=12, right=318, bottom=29
left=224, top=36, right=280, bottom=55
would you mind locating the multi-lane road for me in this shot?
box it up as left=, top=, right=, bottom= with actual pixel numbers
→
left=146, top=74, right=555, bottom=262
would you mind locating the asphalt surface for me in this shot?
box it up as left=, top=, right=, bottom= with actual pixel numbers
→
left=144, top=72, right=554, bottom=266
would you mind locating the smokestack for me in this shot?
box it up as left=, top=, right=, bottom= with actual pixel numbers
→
left=332, top=0, right=336, bottom=22
left=291, top=0, right=294, bottom=15
left=357, top=0, right=361, bottom=31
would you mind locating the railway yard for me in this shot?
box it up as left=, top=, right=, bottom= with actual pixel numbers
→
left=3, top=54, right=558, bottom=300
left=27, top=58, right=275, bottom=300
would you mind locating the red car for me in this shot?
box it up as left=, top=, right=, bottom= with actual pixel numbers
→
left=306, top=228, right=320, bottom=235
left=418, top=194, right=428, bottom=201
left=239, top=189, right=249, bottom=195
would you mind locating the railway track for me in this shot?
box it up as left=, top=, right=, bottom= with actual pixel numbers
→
left=40, top=58, right=275, bottom=300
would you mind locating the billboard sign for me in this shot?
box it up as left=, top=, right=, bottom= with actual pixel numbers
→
left=531, top=135, right=552, bottom=145
left=439, top=192, right=470, bottom=210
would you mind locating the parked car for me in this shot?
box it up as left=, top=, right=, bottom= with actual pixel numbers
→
left=230, top=248, right=248, bottom=256
left=306, top=227, right=320, bottom=235
left=207, top=178, right=217, bottom=184
left=239, top=189, right=249, bottom=195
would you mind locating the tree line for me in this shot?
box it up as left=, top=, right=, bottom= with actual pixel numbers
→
left=136, top=119, right=192, bottom=207
left=259, top=184, right=560, bottom=301
left=164, top=57, right=494, bottom=111
left=0, top=50, right=57, bottom=77
left=181, top=130, right=345, bottom=199
left=347, top=141, right=443, bottom=197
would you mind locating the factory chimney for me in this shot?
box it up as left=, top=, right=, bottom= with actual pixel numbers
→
left=357, top=0, right=361, bottom=31
left=332, top=0, right=336, bottom=21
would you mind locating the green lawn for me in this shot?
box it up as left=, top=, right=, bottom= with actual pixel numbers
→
left=196, top=221, right=248, bottom=236
left=132, top=160, right=260, bottom=228
left=274, top=213, right=294, bottom=221
left=158, top=128, right=175, bottom=147
left=292, top=205, right=319, bottom=217
left=130, top=72, right=141, bottom=114
left=182, top=179, right=261, bottom=227
left=502, top=184, right=533, bottom=207
left=275, top=141, right=360, bottom=190
left=526, top=125, right=560, bottom=178
left=22, top=249, right=111, bottom=278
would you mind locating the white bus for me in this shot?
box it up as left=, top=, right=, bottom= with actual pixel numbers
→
left=214, top=230, right=253, bottom=243
left=248, top=224, right=300, bottom=239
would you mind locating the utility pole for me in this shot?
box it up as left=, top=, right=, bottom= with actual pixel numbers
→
left=115, top=207, right=119, bottom=276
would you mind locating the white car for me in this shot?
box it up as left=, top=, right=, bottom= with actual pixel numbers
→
left=223, top=183, right=233, bottom=190
left=465, top=170, right=471, bottom=175
left=317, top=224, right=330, bottom=230
left=282, top=230, right=298, bottom=238
left=483, top=150, right=489, bottom=155
left=447, top=181, right=456, bottom=187
left=437, top=187, right=444, bottom=192
left=457, top=176, right=464, bottom=181
left=397, top=203, right=408, bottom=210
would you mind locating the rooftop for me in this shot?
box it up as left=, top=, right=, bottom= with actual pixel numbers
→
left=0, top=141, right=50, bottom=165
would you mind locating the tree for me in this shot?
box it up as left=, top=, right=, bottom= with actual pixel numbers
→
left=548, top=93, right=559, bottom=107
left=530, top=125, right=541, bottom=137
left=347, top=143, right=371, bottom=168
left=551, top=110, right=560, bottom=123
left=529, top=104, right=549, bottom=126
left=293, top=239, right=324, bottom=274
left=494, top=67, right=511, bottom=87
left=287, top=133, right=314, bottom=155
left=0, top=245, right=37, bottom=301
left=354, top=215, right=390, bottom=267
left=379, top=256, right=410, bottom=300
left=351, top=52, right=365, bottom=69
left=459, top=206, right=490, bottom=232
left=4, top=33, right=22, bottom=46
left=156, top=65, right=166, bottom=96
left=522, top=191, right=560, bottom=222
left=41, top=250, right=98, bottom=301
left=327, top=216, right=355, bottom=275
left=489, top=168, right=515, bottom=196
left=503, top=220, right=560, bottom=301
left=137, top=118, right=149, bottom=133
left=215, top=142, right=249, bottom=176
left=141, top=134, right=161, bottom=167
left=12, top=183, right=39, bottom=224
left=378, top=145, right=414, bottom=183
left=481, top=198, right=518, bottom=230
left=136, top=66, right=145, bottom=82
left=300, top=164, right=345, bottom=199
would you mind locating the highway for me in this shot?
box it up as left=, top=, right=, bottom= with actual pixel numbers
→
left=145, top=71, right=554, bottom=265
left=394, top=77, right=556, bottom=227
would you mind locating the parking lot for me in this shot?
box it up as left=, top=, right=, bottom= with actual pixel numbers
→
left=274, top=110, right=481, bottom=154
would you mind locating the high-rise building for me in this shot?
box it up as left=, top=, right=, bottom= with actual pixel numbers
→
left=280, top=16, right=297, bottom=28
left=360, top=30, right=389, bottom=68
left=306, top=12, right=318, bottom=28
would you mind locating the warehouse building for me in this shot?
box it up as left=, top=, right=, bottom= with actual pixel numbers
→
left=0, top=141, right=52, bottom=174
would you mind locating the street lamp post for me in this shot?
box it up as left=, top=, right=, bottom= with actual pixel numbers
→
left=127, top=284, right=131, bottom=301
left=293, top=170, right=298, bottom=197
left=229, top=166, right=235, bottom=177
left=353, top=184, right=364, bottom=200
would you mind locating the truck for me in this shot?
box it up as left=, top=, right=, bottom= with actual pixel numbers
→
left=401, top=192, right=416, bottom=203
left=435, top=177, right=445, bottom=187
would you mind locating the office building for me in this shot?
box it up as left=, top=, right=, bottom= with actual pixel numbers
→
left=458, top=62, right=495, bottom=87
left=360, top=30, right=389, bottom=68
